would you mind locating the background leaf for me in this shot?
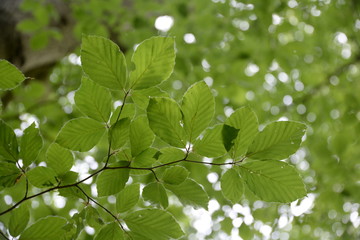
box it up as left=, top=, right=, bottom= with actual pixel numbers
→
left=238, top=160, right=306, bottom=203
left=81, top=35, right=127, bottom=90
left=75, top=76, right=112, bottom=122
left=181, top=81, right=214, bottom=141
left=147, top=97, right=186, bottom=148
left=247, top=121, right=307, bottom=160
left=56, top=118, right=105, bottom=152
left=124, top=209, right=184, bottom=240
left=129, top=37, right=175, bottom=90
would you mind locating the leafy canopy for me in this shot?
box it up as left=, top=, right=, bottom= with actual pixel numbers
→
left=0, top=35, right=306, bottom=239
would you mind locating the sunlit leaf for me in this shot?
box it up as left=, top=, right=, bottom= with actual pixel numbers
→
left=110, top=118, right=130, bottom=150
left=130, top=148, right=157, bottom=175
left=221, top=168, right=244, bottom=203
left=116, top=183, right=140, bottom=213
left=0, top=162, right=21, bottom=188
left=181, top=81, right=214, bottom=141
left=97, top=164, right=130, bottom=196
left=130, top=116, right=154, bottom=157
left=129, top=37, right=175, bottom=90
left=0, top=120, right=18, bottom=161
left=247, top=121, right=307, bottom=160
left=193, top=124, right=227, bottom=157
left=165, top=179, right=209, bottom=209
left=225, top=107, right=258, bottom=159
left=56, top=118, right=105, bottom=152
left=238, top=160, right=306, bottom=203
left=0, top=60, right=25, bottom=90
left=124, top=209, right=184, bottom=240
left=19, top=216, right=67, bottom=240
left=9, top=204, right=30, bottom=237
left=162, top=166, right=189, bottom=185
left=142, top=182, right=168, bottom=209
left=81, top=35, right=127, bottom=90
left=46, top=143, right=74, bottom=176
left=26, top=166, right=58, bottom=188
left=147, top=97, right=186, bottom=148
left=75, top=76, right=112, bottom=122
left=19, top=123, right=43, bottom=167
left=94, top=223, right=124, bottom=240
left=132, top=87, right=169, bottom=109
left=157, top=147, right=186, bottom=164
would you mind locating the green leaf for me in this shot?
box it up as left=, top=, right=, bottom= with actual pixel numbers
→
left=238, top=160, right=306, bottom=203
left=110, top=104, right=136, bottom=125
left=85, top=206, right=104, bottom=228
left=116, top=183, right=140, bottom=213
left=193, top=124, right=227, bottom=157
left=0, top=60, right=25, bottom=90
left=157, top=147, right=185, bottom=164
left=130, top=148, right=158, bottom=175
left=46, top=143, right=74, bottom=176
left=74, top=76, right=112, bottom=122
left=165, top=179, right=209, bottom=209
left=132, top=87, right=169, bottom=109
left=26, top=166, right=58, bottom=188
left=130, top=116, right=154, bottom=157
left=221, top=168, right=244, bottom=203
left=225, top=107, right=258, bottom=159
left=0, top=162, right=20, bottom=188
left=97, top=166, right=130, bottom=197
left=124, top=209, right=184, bottom=240
left=19, top=216, right=66, bottom=240
left=110, top=118, right=130, bottom=150
left=142, top=182, right=168, bottom=209
left=181, top=81, right=214, bottom=141
left=19, top=123, right=43, bottom=167
left=129, top=37, right=175, bottom=90
left=147, top=97, right=186, bottom=148
left=58, top=186, right=86, bottom=200
left=222, top=124, right=239, bottom=152
left=9, top=204, right=30, bottom=237
left=162, top=166, right=189, bottom=185
left=56, top=118, right=105, bottom=152
left=0, top=120, right=18, bottom=161
left=247, top=121, right=307, bottom=160
left=81, top=35, right=127, bottom=90
left=94, top=223, right=124, bottom=240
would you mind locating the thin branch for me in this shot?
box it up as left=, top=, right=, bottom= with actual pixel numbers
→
left=105, top=90, right=130, bottom=167
left=75, top=186, right=128, bottom=234
left=0, top=230, right=9, bottom=240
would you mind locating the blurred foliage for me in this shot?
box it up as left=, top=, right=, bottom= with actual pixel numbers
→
left=1, top=0, right=360, bottom=239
